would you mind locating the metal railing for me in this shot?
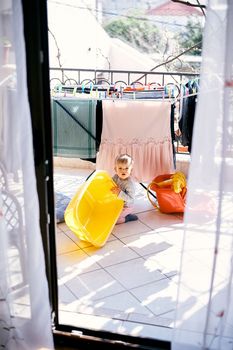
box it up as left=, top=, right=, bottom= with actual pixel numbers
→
left=50, top=67, right=199, bottom=91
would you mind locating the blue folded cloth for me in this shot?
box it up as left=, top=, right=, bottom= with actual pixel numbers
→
left=55, top=192, right=71, bottom=223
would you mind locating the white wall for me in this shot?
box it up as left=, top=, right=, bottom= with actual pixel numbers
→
left=47, top=0, right=162, bottom=84
left=47, top=0, right=111, bottom=73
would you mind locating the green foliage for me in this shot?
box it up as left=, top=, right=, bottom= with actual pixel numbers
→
left=104, top=17, right=163, bottom=54
left=179, top=18, right=203, bottom=55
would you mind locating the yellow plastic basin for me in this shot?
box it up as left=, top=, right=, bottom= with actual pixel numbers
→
left=64, top=170, right=124, bottom=247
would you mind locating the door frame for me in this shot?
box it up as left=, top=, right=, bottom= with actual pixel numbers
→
left=21, top=1, right=171, bottom=348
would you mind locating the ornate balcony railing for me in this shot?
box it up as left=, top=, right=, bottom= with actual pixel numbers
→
left=49, top=67, right=199, bottom=92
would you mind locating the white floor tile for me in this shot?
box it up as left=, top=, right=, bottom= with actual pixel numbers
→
left=127, top=312, right=173, bottom=327
left=106, top=257, right=167, bottom=290
left=120, top=230, right=173, bottom=257
left=62, top=229, right=93, bottom=248
left=130, top=278, right=179, bottom=316
left=112, top=220, right=150, bottom=239
left=146, top=248, right=182, bottom=277
left=83, top=239, right=139, bottom=268
left=56, top=230, right=81, bottom=255
left=64, top=227, right=117, bottom=249
left=156, top=227, right=184, bottom=250
left=59, top=283, right=77, bottom=304
left=57, top=222, right=71, bottom=233
left=64, top=268, right=125, bottom=301
left=59, top=310, right=124, bottom=333
left=57, top=249, right=100, bottom=280
left=92, top=290, right=151, bottom=318
left=119, top=320, right=173, bottom=342
left=138, top=210, right=183, bottom=230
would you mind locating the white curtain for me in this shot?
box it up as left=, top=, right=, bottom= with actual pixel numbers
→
left=0, top=1, right=54, bottom=349
left=173, top=0, right=233, bottom=349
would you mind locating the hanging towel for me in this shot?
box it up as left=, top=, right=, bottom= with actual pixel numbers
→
left=52, top=98, right=97, bottom=159
left=96, top=100, right=174, bottom=182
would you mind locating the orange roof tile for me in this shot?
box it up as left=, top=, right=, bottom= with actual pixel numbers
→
left=147, top=1, right=203, bottom=16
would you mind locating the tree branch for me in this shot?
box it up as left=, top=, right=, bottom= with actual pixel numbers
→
left=133, top=40, right=202, bottom=83
left=48, top=28, right=63, bottom=69
left=171, top=0, right=206, bottom=8
left=195, top=0, right=206, bottom=16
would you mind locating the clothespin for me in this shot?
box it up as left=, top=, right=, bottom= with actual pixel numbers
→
left=119, top=85, right=123, bottom=99
left=73, top=86, right=77, bottom=96
left=168, top=86, right=171, bottom=99
left=171, top=85, right=175, bottom=98
left=90, top=82, right=93, bottom=92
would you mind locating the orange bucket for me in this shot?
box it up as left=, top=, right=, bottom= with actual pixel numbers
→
left=147, top=174, right=186, bottom=214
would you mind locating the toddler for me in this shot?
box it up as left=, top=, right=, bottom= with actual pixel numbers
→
left=111, top=154, right=138, bottom=224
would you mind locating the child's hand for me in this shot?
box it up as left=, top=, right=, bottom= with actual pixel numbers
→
left=111, top=186, right=120, bottom=195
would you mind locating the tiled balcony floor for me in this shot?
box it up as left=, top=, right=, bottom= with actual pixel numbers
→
left=54, top=165, right=184, bottom=342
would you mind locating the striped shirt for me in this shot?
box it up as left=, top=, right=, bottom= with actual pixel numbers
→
left=112, top=174, right=136, bottom=207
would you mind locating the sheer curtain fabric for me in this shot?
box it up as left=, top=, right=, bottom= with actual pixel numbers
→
left=0, top=1, right=54, bottom=349
left=173, top=1, right=233, bottom=349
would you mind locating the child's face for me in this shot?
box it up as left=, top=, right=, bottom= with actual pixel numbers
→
left=115, top=161, right=132, bottom=180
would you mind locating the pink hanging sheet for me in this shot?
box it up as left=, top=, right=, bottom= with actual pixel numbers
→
left=96, top=100, right=174, bottom=182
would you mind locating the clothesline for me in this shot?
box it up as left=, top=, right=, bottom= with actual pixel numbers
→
left=110, top=92, right=199, bottom=102
left=175, top=91, right=198, bottom=101
left=52, top=83, right=199, bottom=102
left=52, top=91, right=199, bottom=103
